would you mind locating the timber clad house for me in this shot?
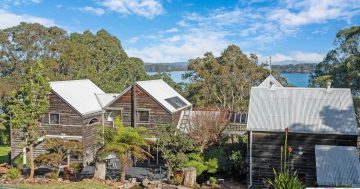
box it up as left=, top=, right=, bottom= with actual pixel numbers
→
left=11, top=79, right=191, bottom=165
left=247, top=76, right=360, bottom=188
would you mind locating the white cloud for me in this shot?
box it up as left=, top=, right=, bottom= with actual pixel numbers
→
left=78, top=6, right=105, bottom=15
left=126, top=29, right=229, bottom=63
left=164, top=27, right=179, bottom=33
left=98, top=0, right=164, bottom=19
left=258, top=51, right=325, bottom=64
left=127, top=36, right=139, bottom=44
left=0, top=9, right=56, bottom=29
left=269, top=0, right=360, bottom=27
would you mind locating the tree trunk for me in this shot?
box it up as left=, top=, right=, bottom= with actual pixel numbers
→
left=167, top=163, right=172, bottom=180
left=120, top=165, right=126, bottom=183
left=94, top=162, right=106, bottom=180
left=29, top=144, right=35, bottom=179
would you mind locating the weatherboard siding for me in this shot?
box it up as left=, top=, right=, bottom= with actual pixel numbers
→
left=107, top=85, right=173, bottom=132
left=250, top=131, right=358, bottom=188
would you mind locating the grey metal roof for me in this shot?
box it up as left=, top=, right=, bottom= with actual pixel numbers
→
left=247, top=85, right=358, bottom=135
left=50, top=79, right=105, bottom=115
left=315, top=145, right=360, bottom=187
left=96, top=93, right=119, bottom=108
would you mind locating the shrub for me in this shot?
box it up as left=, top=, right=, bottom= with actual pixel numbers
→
left=69, top=162, right=83, bottom=174
left=209, top=176, right=217, bottom=187
left=169, top=174, right=183, bottom=185
left=45, top=172, right=59, bottom=180
left=6, top=168, right=19, bottom=179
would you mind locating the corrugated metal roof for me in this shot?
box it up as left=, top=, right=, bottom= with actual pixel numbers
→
left=258, top=75, right=283, bottom=88
left=136, top=79, right=192, bottom=113
left=247, top=86, right=358, bottom=135
left=315, top=145, right=360, bottom=187
left=96, top=93, right=119, bottom=108
left=50, top=79, right=105, bottom=115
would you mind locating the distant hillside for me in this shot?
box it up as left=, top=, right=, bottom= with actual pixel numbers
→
left=144, top=62, right=187, bottom=72
left=272, top=63, right=317, bottom=73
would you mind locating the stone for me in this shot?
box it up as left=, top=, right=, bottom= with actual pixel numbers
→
left=141, top=177, right=150, bottom=187
left=130, top=177, right=137, bottom=183
left=94, top=162, right=106, bottom=180
left=182, top=167, right=196, bottom=188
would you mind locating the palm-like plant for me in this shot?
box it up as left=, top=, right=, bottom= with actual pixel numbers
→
left=98, top=116, right=151, bottom=182
left=267, top=128, right=305, bottom=189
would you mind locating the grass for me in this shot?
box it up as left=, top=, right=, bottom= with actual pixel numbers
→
left=2, top=181, right=113, bottom=189
left=0, top=145, right=10, bottom=164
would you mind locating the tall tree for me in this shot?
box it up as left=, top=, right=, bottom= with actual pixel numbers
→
left=310, top=26, right=360, bottom=95
left=3, top=62, right=51, bottom=179
left=184, top=45, right=269, bottom=111
left=98, top=117, right=150, bottom=182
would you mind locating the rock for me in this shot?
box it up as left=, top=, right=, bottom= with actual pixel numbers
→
left=130, top=177, right=137, bottom=183
left=182, top=167, right=196, bottom=188
left=141, top=178, right=150, bottom=187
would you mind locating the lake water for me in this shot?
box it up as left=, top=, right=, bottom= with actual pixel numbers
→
left=148, top=71, right=310, bottom=87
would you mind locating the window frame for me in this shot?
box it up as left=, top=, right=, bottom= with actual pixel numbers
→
left=48, top=113, right=60, bottom=125
left=88, top=118, right=100, bottom=126
left=137, top=109, right=150, bottom=123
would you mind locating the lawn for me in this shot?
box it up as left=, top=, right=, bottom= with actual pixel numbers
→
left=2, top=181, right=113, bottom=189
left=0, top=145, right=10, bottom=164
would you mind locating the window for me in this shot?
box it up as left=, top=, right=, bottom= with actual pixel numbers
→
left=240, top=113, right=247, bottom=123
left=49, top=113, right=60, bottom=125
left=107, top=110, right=122, bottom=121
left=88, top=118, right=100, bottom=125
left=165, top=96, right=187, bottom=109
left=137, top=110, right=150, bottom=122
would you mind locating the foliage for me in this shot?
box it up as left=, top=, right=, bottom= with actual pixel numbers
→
left=185, top=108, right=229, bottom=152
left=1, top=62, right=51, bottom=179
left=267, top=128, right=305, bottom=189
left=208, top=176, right=217, bottom=187
left=310, top=26, right=360, bottom=95
left=35, top=138, right=82, bottom=175
left=6, top=168, right=19, bottom=179
left=0, top=23, right=149, bottom=96
left=3, top=180, right=113, bottom=189
left=169, top=174, right=183, bottom=185
left=0, top=145, right=10, bottom=163
left=229, top=150, right=246, bottom=174
left=98, top=116, right=150, bottom=182
left=184, top=152, right=218, bottom=176
left=184, top=45, right=270, bottom=111
left=156, top=125, right=194, bottom=180
left=69, top=162, right=83, bottom=174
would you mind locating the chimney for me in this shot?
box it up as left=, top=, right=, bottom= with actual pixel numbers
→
left=326, top=81, right=331, bottom=90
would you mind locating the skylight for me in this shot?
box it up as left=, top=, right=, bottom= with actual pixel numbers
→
left=165, top=96, right=187, bottom=109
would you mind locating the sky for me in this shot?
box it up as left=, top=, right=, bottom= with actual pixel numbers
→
left=0, top=0, right=359, bottom=64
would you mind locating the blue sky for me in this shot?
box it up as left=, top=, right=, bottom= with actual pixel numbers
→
left=0, top=0, right=359, bottom=64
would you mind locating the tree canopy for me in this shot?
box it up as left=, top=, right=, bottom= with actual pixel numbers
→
left=0, top=22, right=148, bottom=96
left=310, top=26, right=360, bottom=95
left=184, top=45, right=284, bottom=111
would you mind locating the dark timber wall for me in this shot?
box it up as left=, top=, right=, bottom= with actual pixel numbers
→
left=249, top=131, right=358, bottom=188
left=107, top=84, right=187, bottom=133
left=11, top=91, right=103, bottom=165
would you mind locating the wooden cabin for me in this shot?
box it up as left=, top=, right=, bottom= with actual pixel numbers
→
left=247, top=76, right=359, bottom=188
left=11, top=79, right=118, bottom=165
left=104, top=79, right=192, bottom=166
left=105, top=79, right=192, bottom=131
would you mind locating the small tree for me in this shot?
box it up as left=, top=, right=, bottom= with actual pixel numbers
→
left=185, top=108, right=229, bottom=152
left=156, top=125, right=194, bottom=180
left=98, top=116, right=150, bottom=182
left=4, top=62, right=51, bottom=179
left=35, top=138, right=82, bottom=176
left=267, top=128, right=305, bottom=189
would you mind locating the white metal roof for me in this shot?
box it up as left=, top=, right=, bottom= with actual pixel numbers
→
left=247, top=86, right=358, bottom=135
left=96, top=93, right=119, bottom=108
left=258, top=75, right=283, bottom=88
left=315, top=145, right=360, bottom=187
left=136, top=79, right=192, bottom=113
left=50, top=79, right=105, bottom=115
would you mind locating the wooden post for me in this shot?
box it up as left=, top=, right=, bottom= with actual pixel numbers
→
left=94, top=162, right=106, bottom=180
left=183, top=167, right=196, bottom=187
left=156, top=146, right=159, bottom=166
left=147, top=145, right=150, bottom=166
left=132, top=82, right=137, bottom=128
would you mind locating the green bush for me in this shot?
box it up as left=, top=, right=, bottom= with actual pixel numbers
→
left=6, top=168, right=19, bottom=179
left=184, top=152, right=218, bottom=176
left=45, top=172, right=59, bottom=180
left=169, top=174, right=183, bottom=185
left=209, top=176, right=217, bottom=187
left=267, top=170, right=305, bottom=189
